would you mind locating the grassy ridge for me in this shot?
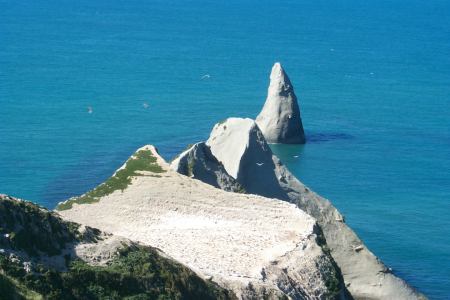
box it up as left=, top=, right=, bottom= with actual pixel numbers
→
left=56, top=149, right=165, bottom=211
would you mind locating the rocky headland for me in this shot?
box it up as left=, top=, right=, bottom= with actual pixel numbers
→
left=174, top=118, right=424, bottom=300
left=58, top=146, right=347, bottom=299
left=0, top=64, right=427, bottom=299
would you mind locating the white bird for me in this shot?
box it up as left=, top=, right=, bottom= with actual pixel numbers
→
left=143, top=102, right=149, bottom=109
left=293, top=155, right=299, bottom=158
left=201, top=74, right=211, bottom=80
left=87, top=106, right=93, bottom=114
left=256, top=162, right=264, bottom=166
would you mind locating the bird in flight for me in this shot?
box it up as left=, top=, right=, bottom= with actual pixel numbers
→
left=256, top=162, right=264, bottom=166
left=87, top=106, right=93, bottom=114
left=143, top=102, right=149, bottom=109
left=201, top=74, right=211, bottom=80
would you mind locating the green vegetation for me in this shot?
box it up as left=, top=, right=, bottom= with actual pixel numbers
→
left=235, top=185, right=246, bottom=194
left=0, top=273, right=25, bottom=300
left=314, top=226, right=344, bottom=298
left=0, top=245, right=234, bottom=300
left=0, top=273, right=42, bottom=300
left=187, top=157, right=195, bottom=177
left=0, top=197, right=80, bottom=257
left=56, top=149, right=166, bottom=211
left=0, top=196, right=236, bottom=300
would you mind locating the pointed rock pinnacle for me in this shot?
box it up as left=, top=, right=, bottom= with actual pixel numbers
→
left=256, top=62, right=306, bottom=144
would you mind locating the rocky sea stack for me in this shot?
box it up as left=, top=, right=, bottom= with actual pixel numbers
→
left=256, top=62, right=306, bottom=144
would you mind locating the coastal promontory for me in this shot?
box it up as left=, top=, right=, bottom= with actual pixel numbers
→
left=58, top=146, right=347, bottom=299
left=171, top=117, right=425, bottom=300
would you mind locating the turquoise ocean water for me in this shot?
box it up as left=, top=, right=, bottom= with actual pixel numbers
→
left=1, top=0, right=449, bottom=298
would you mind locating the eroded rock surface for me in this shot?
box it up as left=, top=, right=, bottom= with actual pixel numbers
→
left=256, top=62, right=306, bottom=144
left=0, top=195, right=232, bottom=299
left=171, top=142, right=243, bottom=193
left=60, top=146, right=347, bottom=299
left=188, top=118, right=425, bottom=300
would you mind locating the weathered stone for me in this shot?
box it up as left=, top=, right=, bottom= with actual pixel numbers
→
left=205, top=117, right=425, bottom=300
left=171, top=142, right=243, bottom=193
left=256, top=62, right=306, bottom=144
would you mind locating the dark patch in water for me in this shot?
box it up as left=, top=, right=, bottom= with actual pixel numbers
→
left=306, top=132, right=354, bottom=143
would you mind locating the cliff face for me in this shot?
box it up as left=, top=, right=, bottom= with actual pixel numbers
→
left=171, top=142, right=244, bottom=193
left=0, top=195, right=234, bottom=300
left=256, top=63, right=306, bottom=144
left=172, top=118, right=425, bottom=300
left=59, top=146, right=347, bottom=299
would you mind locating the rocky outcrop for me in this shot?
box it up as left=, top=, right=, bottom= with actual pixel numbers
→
left=0, top=195, right=234, bottom=299
left=206, top=118, right=287, bottom=199
left=171, top=142, right=244, bottom=193
left=256, top=63, right=306, bottom=144
left=185, top=118, right=425, bottom=300
left=59, top=146, right=348, bottom=299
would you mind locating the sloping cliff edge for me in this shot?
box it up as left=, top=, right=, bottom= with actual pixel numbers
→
left=1, top=128, right=427, bottom=299
left=58, top=146, right=349, bottom=299
left=0, top=194, right=235, bottom=300
left=171, top=117, right=426, bottom=300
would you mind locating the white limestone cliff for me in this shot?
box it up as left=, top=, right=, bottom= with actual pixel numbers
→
left=256, top=63, right=306, bottom=144
left=205, top=118, right=286, bottom=199
left=194, top=118, right=425, bottom=300
left=171, top=142, right=243, bottom=193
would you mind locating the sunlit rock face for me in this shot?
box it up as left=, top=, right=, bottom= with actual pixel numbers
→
left=201, top=117, right=425, bottom=300
left=59, top=146, right=347, bottom=299
left=256, top=62, right=306, bottom=144
left=170, top=142, right=243, bottom=193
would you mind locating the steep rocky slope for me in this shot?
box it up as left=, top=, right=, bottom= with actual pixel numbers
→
left=172, top=118, right=426, bottom=300
left=0, top=195, right=234, bottom=300
left=171, top=142, right=244, bottom=193
left=58, top=146, right=348, bottom=299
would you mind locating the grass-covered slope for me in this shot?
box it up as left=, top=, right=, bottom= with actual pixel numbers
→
left=0, top=195, right=80, bottom=257
left=0, top=245, right=235, bottom=300
left=0, top=195, right=235, bottom=300
left=56, top=148, right=166, bottom=211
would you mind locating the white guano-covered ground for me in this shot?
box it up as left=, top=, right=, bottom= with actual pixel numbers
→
left=59, top=147, right=317, bottom=289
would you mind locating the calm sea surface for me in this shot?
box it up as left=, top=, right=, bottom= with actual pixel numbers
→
left=1, top=0, right=449, bottom=298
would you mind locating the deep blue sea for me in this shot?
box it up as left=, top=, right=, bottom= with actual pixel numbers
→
left=1, top=0, right=449, bottom=298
